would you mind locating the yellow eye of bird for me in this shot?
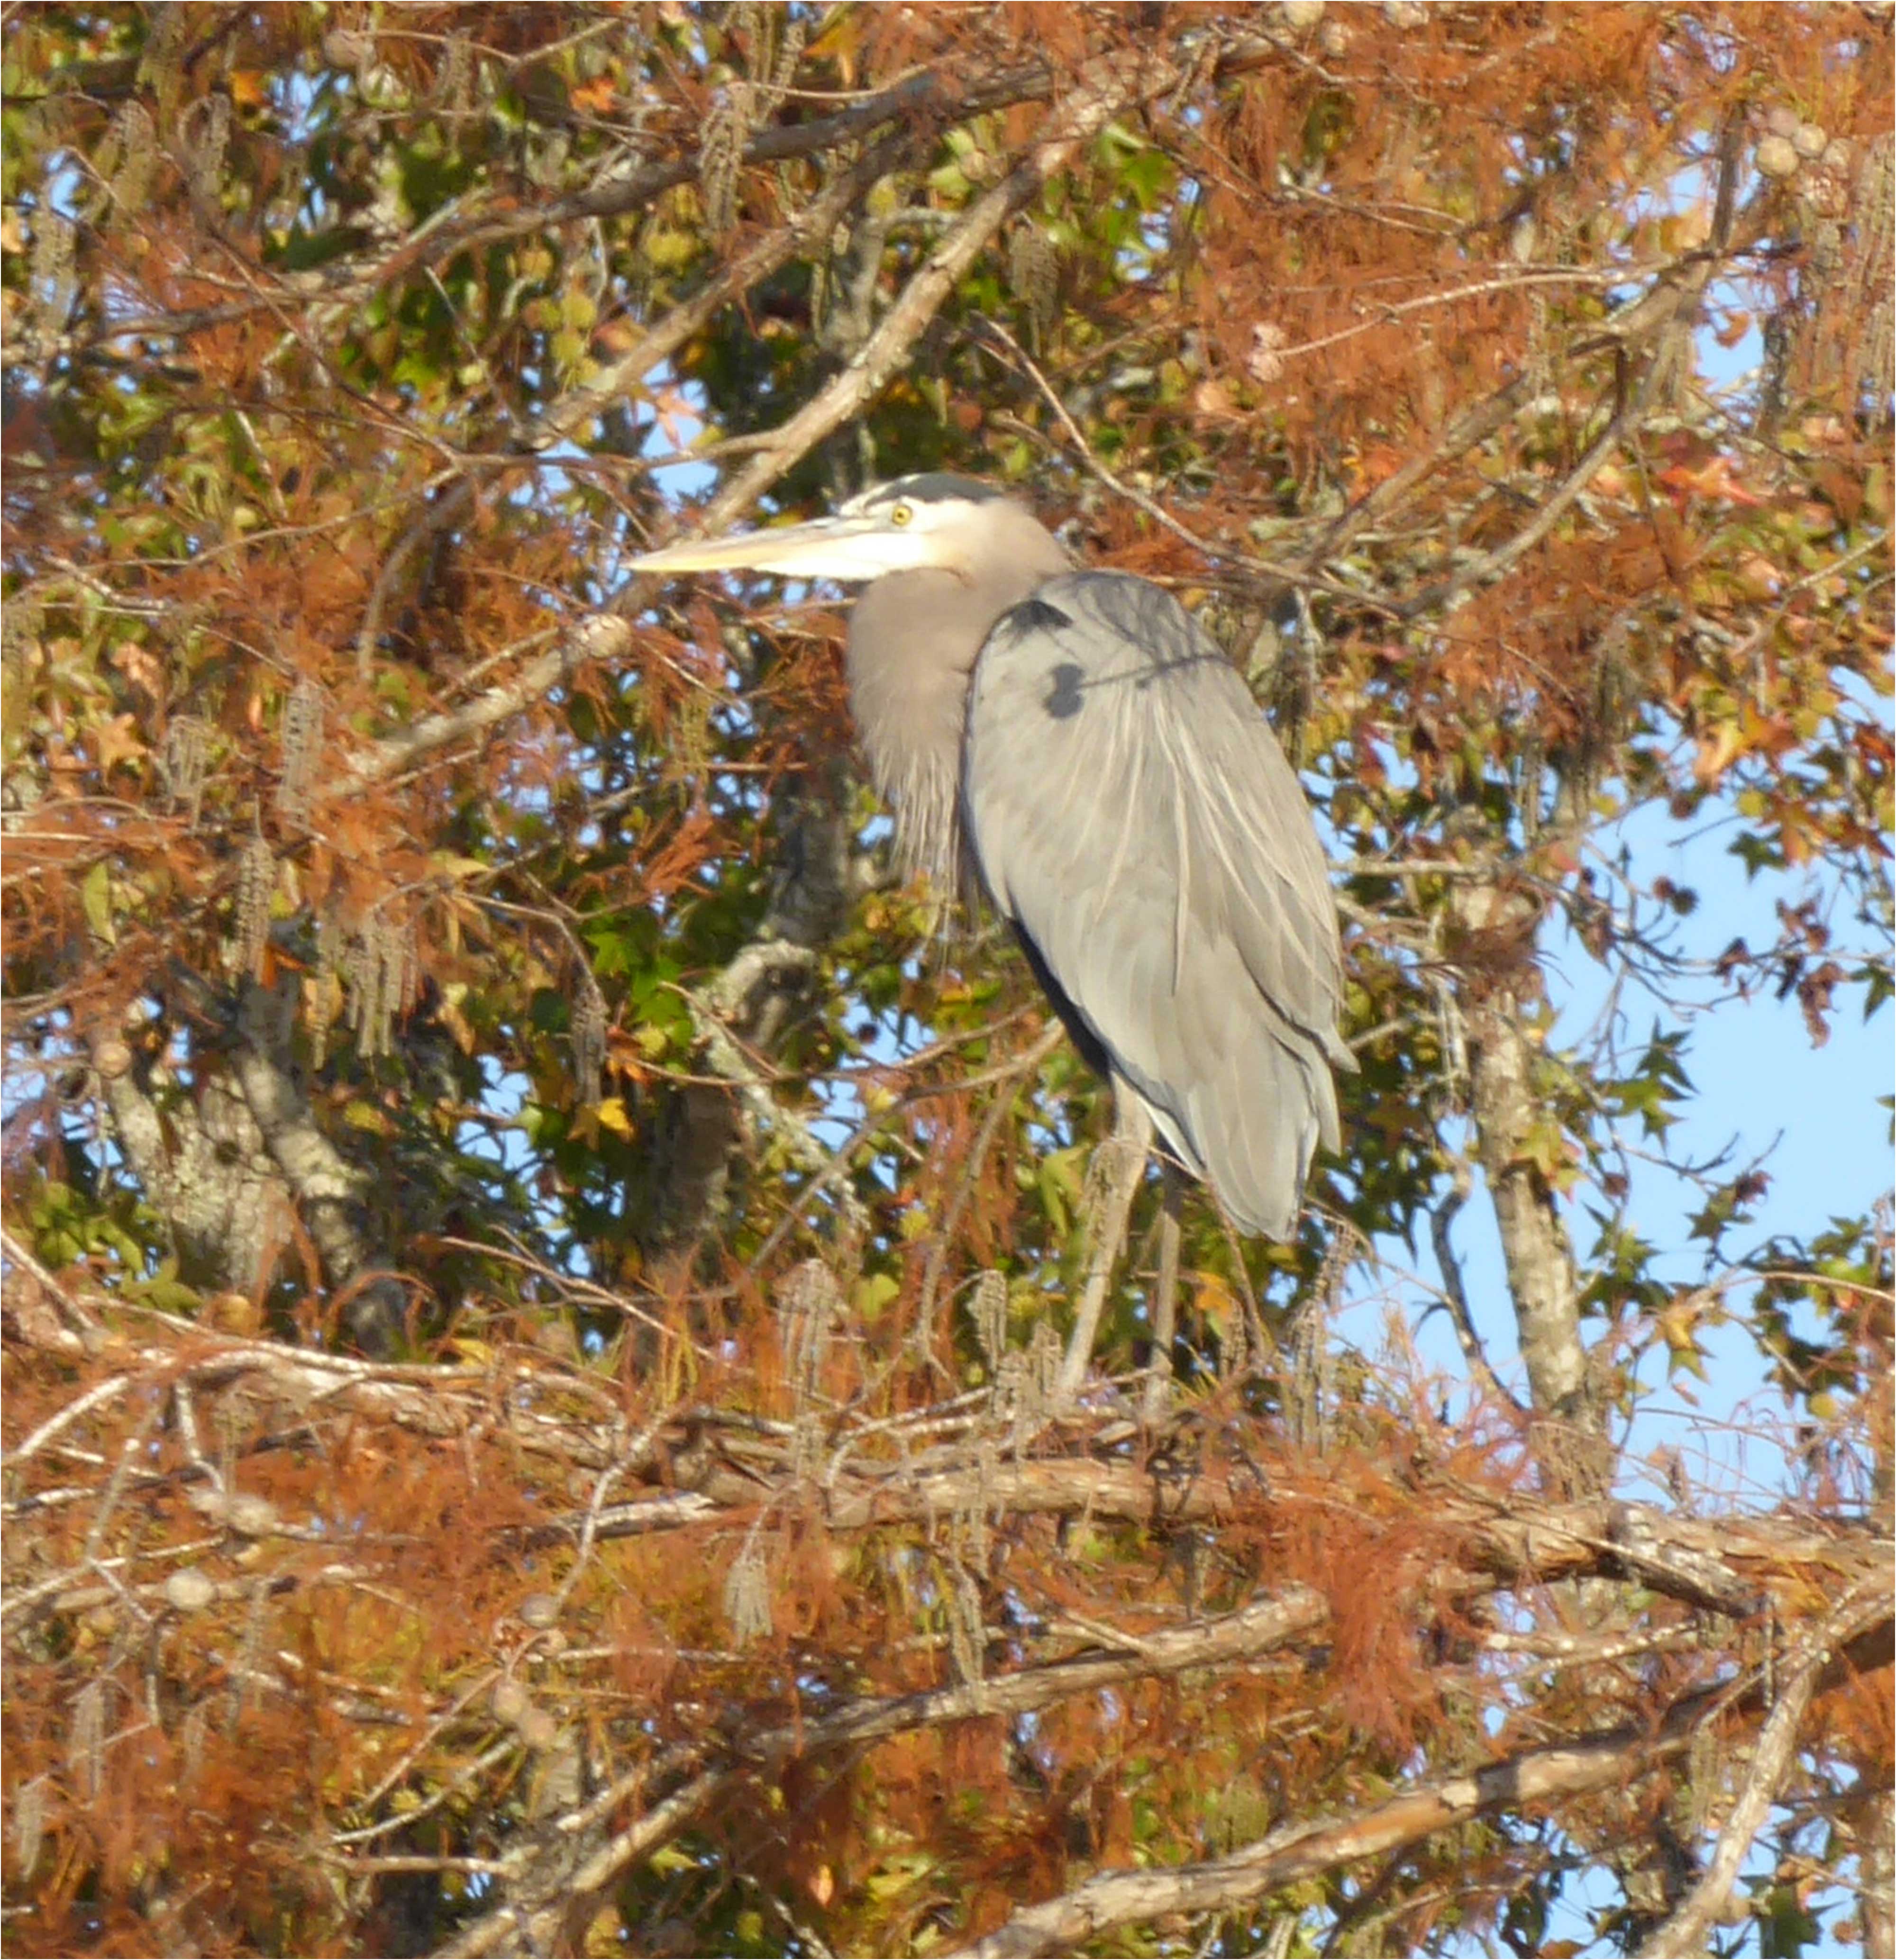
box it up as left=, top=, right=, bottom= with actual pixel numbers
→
left=889, top=501, right=913, bottom=527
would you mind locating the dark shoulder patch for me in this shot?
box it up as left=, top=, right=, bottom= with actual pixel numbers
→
left=997, top=594, right=1072, bottom=637
left=1040, top=569, right=1211, bottom=674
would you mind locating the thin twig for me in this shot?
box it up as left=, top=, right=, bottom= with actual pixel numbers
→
left=980, top=318, right=1384, bottom=610
left=916, top=1024, right=1066, bottom=1332
left=1426, top=1159, right=1523, bottom=1414
left=4, top=1373, right=134, bottom=1469
left=686, top=50, right=1178, bottom=539
left=438, top=1587, right=1327, bottom=1957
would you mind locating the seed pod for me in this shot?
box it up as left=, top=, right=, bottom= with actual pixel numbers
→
left=14, top=1777, right=45, bottom=1878
left=723, top=1527, right=773, bottom=1643
left=165, top=1567, right=219, bottom=1613
left=274, top=677, right=323, bottom=827
left=235, top=835, right=275, bottom=980
left=699, top=90, right=746, bottom=234
left=1756, top=136, right=1800, bottom=181
left=93, top=1038, right=133, bottom=1080
left=185, top=92, right=230, bottom=212
left=159, top=716, right=212, bottom=826
left=29, top=212, right=76, bottom=339
left=971, top=1269, right=1007, bottom=1370
left=223, top=1491, right=279, bottom=1537
left=109, top=101, right=158, bottom=216
left=322, top=28, right=374, bottom=72
left=1007, top=225, right=1058, bottom=341
left=570, top=971, right=606, bottom=1106
left=68, top=1681, right=105, bottom=1802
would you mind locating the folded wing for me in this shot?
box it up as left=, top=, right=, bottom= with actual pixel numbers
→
left=964, top=572, right=1349, bottom=1239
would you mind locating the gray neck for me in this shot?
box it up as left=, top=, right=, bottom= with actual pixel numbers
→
left=844, top=509, right=1069, bottom=901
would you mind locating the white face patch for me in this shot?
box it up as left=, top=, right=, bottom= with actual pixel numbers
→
left=831, top=490, right=976, bottom=570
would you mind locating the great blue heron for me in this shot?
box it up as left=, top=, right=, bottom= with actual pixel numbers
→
left=630, top=474, right=1350, bottom=1385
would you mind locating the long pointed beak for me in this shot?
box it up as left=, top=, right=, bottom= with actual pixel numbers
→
left=627, top=512, right=898, bottom=582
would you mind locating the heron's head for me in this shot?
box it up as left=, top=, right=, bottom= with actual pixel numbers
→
left=627, top=474, right=1029, bottom=586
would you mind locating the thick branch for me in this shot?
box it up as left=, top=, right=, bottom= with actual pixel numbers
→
left=88, top=1027, right=283, bottom=1297
left=343, top=616, right=630, bottom=789
left=955, top=1723, right=1686, bottom=1957
left=773, top=1584, right=1328, bottom=1759
left=227, top=977, right=406, bottom=1352
left=546, top=1461, right=1849, bottom=1625
left=1638, top=1583, right=1884, bottom=1959
left=12, top=1291, right=1872, bottom=1630
left=1463, top=995, right=1587, bottom=1425
left=954, top=1592, right=1892, bottom=1960
left=227, top=981, right=366, bottom=1273
left=438, top=1586, right=1326, bottom=1957
left=687, top=49, right=1182, bottom=535
left=1864, top=1786, right=1896, bottom=1960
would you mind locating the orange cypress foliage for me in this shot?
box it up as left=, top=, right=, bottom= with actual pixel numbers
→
left=4, top=3, right=1891, bottom=1952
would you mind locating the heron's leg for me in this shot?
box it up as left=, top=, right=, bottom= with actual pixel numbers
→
left=1141, top=1164, right=1183, bottom=1423
left=1057, top=1096, right=1151, bottom=1405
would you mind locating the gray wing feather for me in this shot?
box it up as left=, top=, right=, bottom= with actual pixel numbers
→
left=964, top=572, right=1348, bottom=1239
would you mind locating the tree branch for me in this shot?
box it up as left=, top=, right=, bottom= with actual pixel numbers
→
left=56, top=64, right=1057, bottom=361
left=954, top=1592, right=1892, bottom=1960
left=980, top=318, right=1387, bottom=611
left=342, top=616, right=631, bottom=789
left=438, top=1587, right=1327, bottom=1958
left=86, top=1023, right=285, bottom=1298
left=1427, top=1156, right=1523, bottom=1414
left=1638, top=1582, right=1887, bottom=1959
left=681, top=49, right=1184, bottom=537
left=345, top=131, right=915, bottom=676
left=951, top=1720, right=1704, bottom=1956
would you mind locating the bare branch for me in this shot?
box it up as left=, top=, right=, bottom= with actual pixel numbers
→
left=1426, top=1157, right=1524, bottom=1415
left=441, top=1587, right=1328, bottom=1958
left=342, top=616, right=631, bottom=789
left=679, top=50, right=1184, bottom=537
left=953, top=1721, right=1696, bottom=1956
left=981, top=317, right=1386, bottom=610
left=956, top=1590, right=1893, bottom=1960
left=1638, top=1581, right=1889, bottom=1959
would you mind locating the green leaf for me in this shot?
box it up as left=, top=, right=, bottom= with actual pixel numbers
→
left=852, top=1270, right=900, bottom=1323
left=81, top=859, right=115, bottom=944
